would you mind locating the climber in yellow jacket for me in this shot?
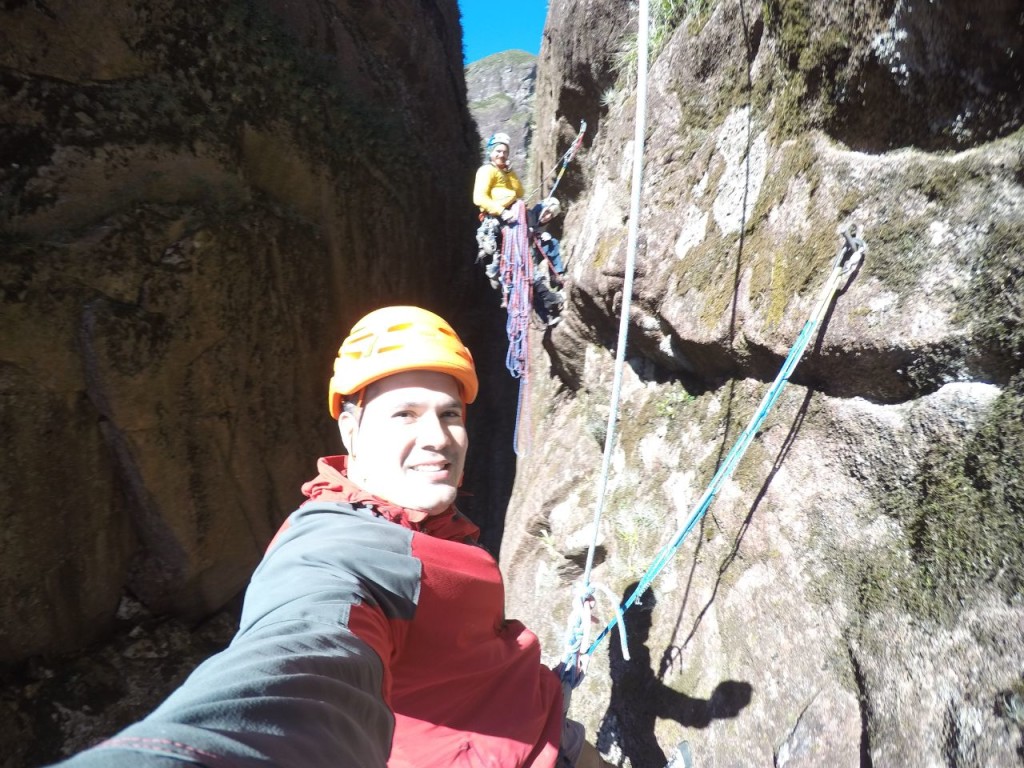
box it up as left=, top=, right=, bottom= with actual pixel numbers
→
left=474, top=132, right=525, bottom=290
left=474, top=131, right=524, bottom=217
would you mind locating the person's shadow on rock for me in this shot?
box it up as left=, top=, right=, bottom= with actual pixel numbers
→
left=596, top=583, right=753, bottom=767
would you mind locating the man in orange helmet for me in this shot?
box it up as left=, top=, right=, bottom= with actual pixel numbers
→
left=51, top=306, right=610, bottom=768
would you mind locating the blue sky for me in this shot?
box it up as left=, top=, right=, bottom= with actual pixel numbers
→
left=458, top=0, right=549, bottom=64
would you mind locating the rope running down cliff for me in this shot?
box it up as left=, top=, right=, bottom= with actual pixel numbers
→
left=556, top=1, right=867, bottom=693
left=559, top=0, right=651, bottom=690
left=584, top=229, right=866, bottom=657
left=526, top=120, right=588, bottom=203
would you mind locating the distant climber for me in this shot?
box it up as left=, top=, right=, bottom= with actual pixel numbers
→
left=528, top=196, right=567, bottom=327
left=473, top=132, right=524, bottom=289
left=529, top=196, right=566, bottom=275
left=47, top=305, right=613, bottom=768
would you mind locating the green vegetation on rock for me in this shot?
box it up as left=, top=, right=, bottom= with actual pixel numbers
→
left=673, top=226, right=738, bottom=328
left=762, top=0, right=851, bottom=138
left=470, top=93, right=514, bottom=111
left=958, top=216, right=1024, bottom=364
left=907, top=375, right=1024, bottom=608
left=649, top=0, right=717, bottom=50
left=610, top=0, right=718, bottom=101
left=854, top=375, right=1024, bottom=624
left=863, top=153, right=1003, bottom=297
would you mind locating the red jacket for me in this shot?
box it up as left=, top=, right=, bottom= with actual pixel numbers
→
left=299, top=456, right=564, bottom=767
left=51, top=456, right=563, bottom=768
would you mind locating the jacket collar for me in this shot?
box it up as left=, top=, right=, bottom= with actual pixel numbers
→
left=301, top=455, right=480, bottom=542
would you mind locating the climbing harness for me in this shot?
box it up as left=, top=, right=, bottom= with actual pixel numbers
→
left=499, top=200, right=534, bottom=455
left=559, top=0, right=651, bottom=692
left=532, top=232, right=563, bottom=280
left=585, top=228, right=867, bottom=657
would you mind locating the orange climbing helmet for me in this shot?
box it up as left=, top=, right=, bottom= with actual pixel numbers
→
left=328, top=306, right=479, bottom=418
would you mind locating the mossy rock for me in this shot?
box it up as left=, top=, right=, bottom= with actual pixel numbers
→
left=857, top=374, right=1024, bottom=624
left=958, top=216, right=1024, bottom=366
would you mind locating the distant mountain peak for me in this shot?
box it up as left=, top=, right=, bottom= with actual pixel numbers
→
left=466, top=49, right=536, bottom=171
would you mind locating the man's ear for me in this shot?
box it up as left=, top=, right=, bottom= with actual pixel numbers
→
left=338, top=411, right=358, bottom=456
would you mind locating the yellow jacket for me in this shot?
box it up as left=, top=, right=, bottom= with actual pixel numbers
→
left=473, top=164, right=524, bottom=216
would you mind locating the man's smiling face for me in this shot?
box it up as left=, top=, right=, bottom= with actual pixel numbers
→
left=339, top=370, right=468, bottom=521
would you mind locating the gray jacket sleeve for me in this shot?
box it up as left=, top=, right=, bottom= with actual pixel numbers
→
left=47, top=503, right=408, bottom=768
left=50, top=621, right=391, bottom=767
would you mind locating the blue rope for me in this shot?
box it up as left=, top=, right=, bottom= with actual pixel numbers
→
left=586, top=232, right=866, bottom=656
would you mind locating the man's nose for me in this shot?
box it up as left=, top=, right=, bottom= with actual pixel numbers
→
left=417, top=412, right=451, bottom=448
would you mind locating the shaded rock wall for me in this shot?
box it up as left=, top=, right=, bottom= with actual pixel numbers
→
left=0, top=0, right=481, bottom=665
left=505, top=1, right=1024, bottom=766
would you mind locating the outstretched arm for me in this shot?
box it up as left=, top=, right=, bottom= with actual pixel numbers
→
left=49, top=503, right=410, bottom=768
left=53, top=621, right=392, bottom=767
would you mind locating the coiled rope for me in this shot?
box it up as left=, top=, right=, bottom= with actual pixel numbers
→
left=501, top=200, right=534, bottom=455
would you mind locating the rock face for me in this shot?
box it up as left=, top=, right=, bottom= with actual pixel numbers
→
left=465, top=50, right=537, bottom=172
left=506, top=1, right=1024, bottom=766
left=1, top=0, right=1022, bottom=766
left=530, top=0, right=628, bottom=203
left=0, top=0, right=482, bottom=687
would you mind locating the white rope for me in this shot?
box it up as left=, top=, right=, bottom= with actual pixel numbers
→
left=560, top=2, right=650, bottom=689
left=581, top=0, right=650, bottom=589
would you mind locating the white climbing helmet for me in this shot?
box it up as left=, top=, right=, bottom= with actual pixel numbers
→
left=487, top=132, right=512, bottom=150
left=540, top=197, right=561, bottom=218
